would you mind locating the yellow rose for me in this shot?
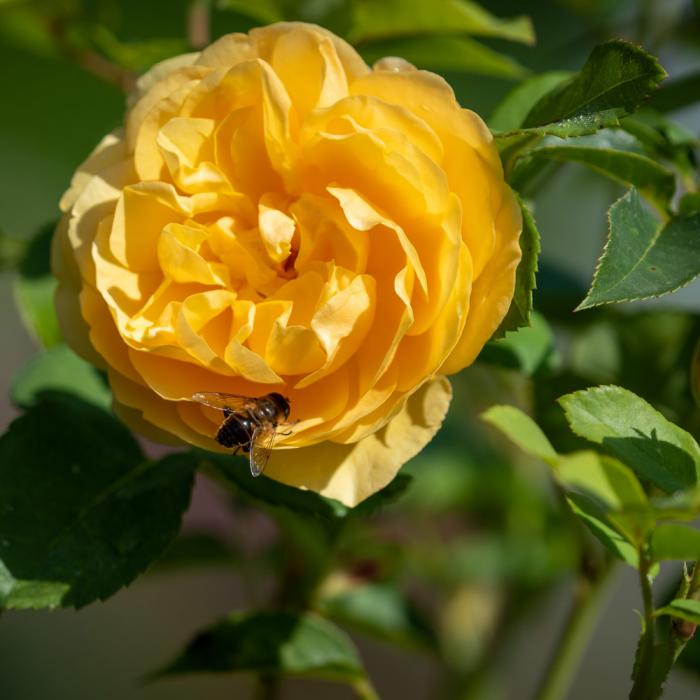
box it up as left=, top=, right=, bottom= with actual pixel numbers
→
left=53, top=22, right=522, bottom=506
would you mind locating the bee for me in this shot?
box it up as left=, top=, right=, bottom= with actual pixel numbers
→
left=192, top=392, right=291, bottom=477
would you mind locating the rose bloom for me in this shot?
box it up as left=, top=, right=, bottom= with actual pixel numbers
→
left=53, top=22, right=522, bottom=506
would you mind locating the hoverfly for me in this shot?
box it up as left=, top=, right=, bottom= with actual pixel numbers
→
left=192, top=392, right=291, bottom=477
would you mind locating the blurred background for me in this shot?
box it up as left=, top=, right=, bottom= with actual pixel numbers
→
left=1, top=0, right=700, bottom=698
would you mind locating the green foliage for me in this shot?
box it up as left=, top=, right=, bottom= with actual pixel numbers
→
left=11, top=343, right=111, bottom=411
left=14, top=221, right=61, bottom=347
left=159, top=611, right=374, bottom=696
left=578, top=189, right=700, bottom=309
left=651, top=524, right=700, bottom=561
left=655, top=600, right=700, bottom=626
left=0, top=394, right=195, bottom=609
left=359, top=35, right=529, bottom=78
left=558, top=385, right=700, bottom=492
left=506, top=41, right=667, bottom=138
left=512, top=132, right=676, bottom=206
left=480, top=310, right=555, bottom=375
left=493, top=197, right=540, bottom=336
left=315, top=581, right=436, bottom=650
left=346, top=0, right=534, bottom=45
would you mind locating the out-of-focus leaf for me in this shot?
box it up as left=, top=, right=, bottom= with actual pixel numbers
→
left=578, top=189, right=700, bottom=309
left=216, top=0, right=284, bottom=24
left=482, top=404, right=557, bottom=465
left=158, top=611, right=374, bottom=696
left=651, top=524, right=700, bottom=561
left=489, top=71, right=572, bottom=132
left=649, top=70, right=700, bottom=113
left=153, top=533, right=240, bottom=572
left=680, top=194, right=700, bottom=217
left=558, top=385, right=700, bottom=493
left=514, top=131, right=676, bottom=205
left=655, top=599, right=700, bottom=625
left=360, top=35, right=528, bottom=78
left=316, top=581, right=436, bottom=650
left=10, top=344, right=111, bottom=411
left=497, top=41, right=667, bottom=138
left=15, top=221, right=61, bottom=347
left=0, top=393, right=195, bottom=609
left=0, top=227, right=27, bottom=271
left=493, top=197, right=540, bottom=336
left=203, top=452, right=410, bottom=523
left=479, top=310, right=555, bottom=375
left=567, top=493, right=639, bottom=566
left=347, top=0, right=534, bottom=45
left=693, top=338, right=700, bottom=408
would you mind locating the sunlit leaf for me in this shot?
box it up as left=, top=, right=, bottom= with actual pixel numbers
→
left=482, top=404, right=557, bottom=465
left=558, top=385, right=700, bottom=492
left=0, top=394, right=195, bottom=609
left=578, top=189, right=700, bottom=309
left=347, top=0, right=534, bottom=45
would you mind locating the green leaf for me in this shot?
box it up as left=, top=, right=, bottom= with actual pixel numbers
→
left=493, top=197, right=540, bottom=336
left=15, top=221, right=61, bottom=347
left=159, top=611, right=372, bottom=692
left=479, top=310, right=555, bottom=375
left=203, top=451, right=411, bottom=523
left=578, top=189, right=700, bottom=309
left=558, top=385, right=700, bottom=493
left=10, top=344, right=111, bottom=411
left=514, top=131, right=676, bottom=206
left=651, top=524, right=700, bottom=561
left=217, top=0, right=284, bottom=24
left=153, top=533, right=240, bottom=572
left=0, top=227, right=27, bottom=271
left=316, top=582, right=436, bottom=650
left=359, top=35, right=528, bottom=79
left=655, top=599, right=700, bottom=625
left=347, top=0, right=534, bottom=45
left=489, top=71, right=572, bottom=132
left=0, top=393, right=195, bottom=609
left=481, top=404, right=557, bottom=465
left=567, top=493, right=639, bottom=566
left=497, top=41, right=667, bottom=138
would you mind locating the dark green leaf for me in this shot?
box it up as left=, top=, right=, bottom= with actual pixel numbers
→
left=347, top=0, right=534, bottom=45
left=316, top=582, right=436, bottom=650
left=567, top=493, right=638, bottom=566
left=489, top=71, right=572, bottom=132
left=11, top=344, right=111, bottom=411
left=159, top=611, right=372, bottom=691
left=680, top=193, right=700, bottom=217
left=493, top=197, right=540, bottom=336
left=514, top=131, right=676, bottom=205
left=479, top=310, right=555, bottom=375
left=498, top=41, right=667, bottom=138
left=0, top=393, right=195, bottom=609
left=15, top=221, right=61, bottom=347
left=359, top=35, right=528, bottom=79
left=578, top=189, right=700, bottom=309
left=0, top=227, right=27, bottom=271
left=558, top=385, right=700, bottom=493
left=655, top=599, right=700, bottom=625
left=203, top=451, right=410, bottom=523
left=651, top=524, right=700, bottom=561
left=481, top=404, right=557, bottom=465
left=153, top=533, right=240, bottom=572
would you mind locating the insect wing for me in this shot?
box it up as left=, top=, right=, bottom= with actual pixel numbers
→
left=249, top=423, right=278, bottom=477
left=192, top=392, right=254, bottom=413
